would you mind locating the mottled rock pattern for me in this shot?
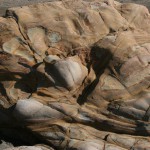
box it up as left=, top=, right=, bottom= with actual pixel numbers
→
left=0, top=0, right=150, bottom=149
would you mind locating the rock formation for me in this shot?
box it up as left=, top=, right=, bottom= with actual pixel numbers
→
left=0, top=0, right=150, bottom=149
left=118, top=0, right=150, bottom=10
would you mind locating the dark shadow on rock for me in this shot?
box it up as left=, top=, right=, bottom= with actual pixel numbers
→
left=0, top=104, right=56, bottom=149
left=14, top=62, right=68, bottom=97
left=77, top=46, right=113, bottom=105
left=108, top=100, right=150, bottom=136
left=44, top=62, right=69, bottom=89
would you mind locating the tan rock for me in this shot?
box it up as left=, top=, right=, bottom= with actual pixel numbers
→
left=0, top=0, right=150, bottom=149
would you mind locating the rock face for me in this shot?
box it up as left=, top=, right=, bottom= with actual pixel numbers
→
left=0, top=0, right=150, bottom=149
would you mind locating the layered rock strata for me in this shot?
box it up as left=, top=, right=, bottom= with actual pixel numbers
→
left=0, top=0, right=150, bottom=149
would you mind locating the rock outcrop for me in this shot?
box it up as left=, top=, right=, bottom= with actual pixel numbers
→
left=0, top=0, right=150, bottom=149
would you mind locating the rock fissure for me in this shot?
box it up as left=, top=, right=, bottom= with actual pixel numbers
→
left=0, top=0, right=150, bottom=149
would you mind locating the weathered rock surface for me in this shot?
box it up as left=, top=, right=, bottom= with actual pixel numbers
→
left=0, top=140, right=54, bottom=150
left=0, top=0, right=150, bottom=149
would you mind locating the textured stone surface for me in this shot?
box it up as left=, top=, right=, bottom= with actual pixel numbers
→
left=0, top=0, right=150, bottom=149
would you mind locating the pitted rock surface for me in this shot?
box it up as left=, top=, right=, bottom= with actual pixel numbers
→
left=0, top=0, right=150, bottom=149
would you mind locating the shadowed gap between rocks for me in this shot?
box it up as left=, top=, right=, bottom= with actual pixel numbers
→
left=0, top=104, right=58, bottom=149
left=77, top=46, right=113, bottom=105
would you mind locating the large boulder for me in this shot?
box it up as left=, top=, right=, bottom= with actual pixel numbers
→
left=0, top=0, right=150, bottom=149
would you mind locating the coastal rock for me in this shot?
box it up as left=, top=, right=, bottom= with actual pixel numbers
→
left=0, top=0, right=150, bottom=149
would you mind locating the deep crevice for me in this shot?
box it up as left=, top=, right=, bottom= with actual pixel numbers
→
left=77, top=46, right=113, bottom=105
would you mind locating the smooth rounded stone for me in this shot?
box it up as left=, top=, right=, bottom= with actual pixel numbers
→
left=53, top=60, right=82, bottom=88
left=39, top=56, right=88, bottom=93
left=13, top=99, right=43, bottom=119
left=4, top=146, right=52, bottom=150
left=46, top=58, right=88, bottom=90
left=2, top=37, right=34, bottom=63
left=13, top=99, right=64, bottom=120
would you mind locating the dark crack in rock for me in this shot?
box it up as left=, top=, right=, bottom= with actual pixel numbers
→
left=0, top=0, right=150, bottom=149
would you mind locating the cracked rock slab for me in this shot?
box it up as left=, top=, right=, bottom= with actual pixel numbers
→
left=0, top=0, right=150, bottom=149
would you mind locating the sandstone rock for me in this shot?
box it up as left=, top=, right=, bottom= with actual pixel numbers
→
left=0, top=0, right=150, bottom=149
